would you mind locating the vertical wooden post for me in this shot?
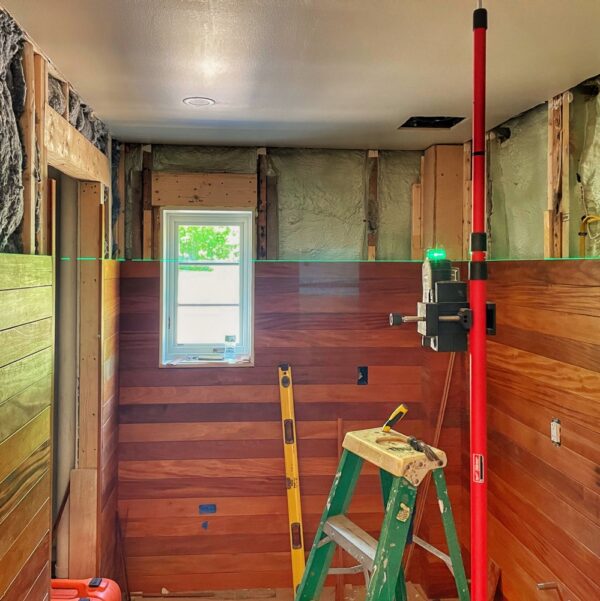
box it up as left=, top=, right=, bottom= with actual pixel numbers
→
left=117, top=146, right=126, bottom=258
left=257, top=151, right=268, bottom=260
left=561, top=92, right=571, bottom=258
left=546, top=94, right=564, bottom=258
left=411, top=155, right=425, bottom=260
left=34, top=53, right=48, bottom=254
left=421, top=145, right=463, bottom=259
left=69, top=468, right=99, bottom=577
left=410, top=183, right=422, bottom=260
left=422, top=147, right=436, bottom=252
left=366, top=150, right=379, bottom=261
left=142, top=152, right=153, bottom=259
left=462, top=141, right=473, bottom=260
left=20, top=41, right=36, bottom=254
left=153, top=207, right=161, bottom=260
left=70, top=181, right=104, bottom=577
left=105, top=136, right=113, bottom=259
left=266, top=175, right=279, bottom=260
left=77, top=181, right=104, bottom=468
left=48, top=179, right=57, bottom=257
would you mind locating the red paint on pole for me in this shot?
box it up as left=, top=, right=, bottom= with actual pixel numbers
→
left=470, top=8, right=488, bottom=601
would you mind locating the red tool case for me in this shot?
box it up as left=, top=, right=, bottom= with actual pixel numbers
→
left=51, top=578, right=121, bottom=600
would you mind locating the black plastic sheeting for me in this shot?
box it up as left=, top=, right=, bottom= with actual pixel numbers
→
left=0, top=10, right=25, bottom=252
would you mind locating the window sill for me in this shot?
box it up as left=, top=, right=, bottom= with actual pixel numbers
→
left=160, top=358, right=254, bottom=368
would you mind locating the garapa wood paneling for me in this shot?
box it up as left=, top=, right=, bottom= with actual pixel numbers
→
left=99, top=261, right=121, bottom=580
left=0, top=254, right=53, bottom=601
left=486, top=260, right=600, bottom=601
left=118, top=261, right=467, bottom=597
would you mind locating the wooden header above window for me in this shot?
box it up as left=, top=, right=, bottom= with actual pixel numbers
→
left=151, top=172, right=257, bottom=208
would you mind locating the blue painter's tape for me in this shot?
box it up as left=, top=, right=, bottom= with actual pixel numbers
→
left=199, top=503, right=217, bottom=514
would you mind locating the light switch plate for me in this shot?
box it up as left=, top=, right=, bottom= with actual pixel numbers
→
left=551, top=418, right=561, bottom=446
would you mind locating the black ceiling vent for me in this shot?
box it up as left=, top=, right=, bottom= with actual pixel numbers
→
left=399, top=116, right=465, bottom=129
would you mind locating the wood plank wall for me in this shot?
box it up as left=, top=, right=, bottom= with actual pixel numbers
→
left=486, top=260, right=600, bottom=601
left=0, top=254, right=53, bottom=601
left=99, top=261, right=121, bottom=578
left=118, top=261, right=466, bottom=597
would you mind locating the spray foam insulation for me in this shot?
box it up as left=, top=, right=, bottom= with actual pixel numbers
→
left=571, top=81, right=600, bottom=256
left=377, top=151, right=421, bottom=260
left=0, top=9, right=25, bottom=252
left=268, top=148, right=367, bottom=260
left=48, top=75, right=66, bottom=116
left=488, top=104, right=548, bottom=260
left=153, top=145, right=257, bottom=173
left=67, top=88, right=109, bottom=154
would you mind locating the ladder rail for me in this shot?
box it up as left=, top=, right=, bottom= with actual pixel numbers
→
left=294, top=434, right=470, bottom=601
left=412, top=535, right=453, bottom=575
left=296, top=450, right=364, bottom=601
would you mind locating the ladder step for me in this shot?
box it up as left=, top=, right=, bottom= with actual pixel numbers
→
left=323, top=515, right=377, bottom=571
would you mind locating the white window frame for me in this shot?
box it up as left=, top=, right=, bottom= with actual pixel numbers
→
left=161, top=209, right=254, bottom=366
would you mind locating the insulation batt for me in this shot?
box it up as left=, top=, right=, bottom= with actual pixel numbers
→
left=68, top=88, right=109, bottom=154
left=0, top=10, right=25, bottom=252
left=152, top=145, right=257, bottom=174
left=48, top=74, right=66, bottom=116
left=572, top=82, right=600, bottom=256
left=269, top=148, right=367, bottom=260
left=378, top=151, right=421, bottom=260
left=489, top=104, right=547, bottom=259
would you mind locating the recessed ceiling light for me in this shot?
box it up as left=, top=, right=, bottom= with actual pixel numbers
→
left=183, top=96, right=216, bottom=107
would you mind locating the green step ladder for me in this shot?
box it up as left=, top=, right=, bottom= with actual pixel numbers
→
left=295, top=428, right=470, bottom=601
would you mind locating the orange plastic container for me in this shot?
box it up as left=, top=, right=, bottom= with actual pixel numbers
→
left=51, top=578, right=121, bottom=601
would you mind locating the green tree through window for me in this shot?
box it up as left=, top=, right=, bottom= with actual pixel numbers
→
left=178, top=225, right=239, bottom=271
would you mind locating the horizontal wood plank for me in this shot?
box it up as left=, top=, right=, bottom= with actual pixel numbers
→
left=0, top=500, right=49, bottom=596
left=152, top=172, right=257, bottom=208
left=0, top=472, right=50, bottom=560
left=0, top=443, right=50, bottom=524
left=0, top=318, right=53, bottom=369
left=0, top=349, right=53, bottom=405
left=0, top=287, right=52, bottom=331
left=45, top=105, right=110, bottom=184
left=0, top=374, right=52, bottom=443
left=0, top=255, right=52, bottom=290
left=0, top=408, right=51, bottom=483
left=2, top=537, right=49, bottom=601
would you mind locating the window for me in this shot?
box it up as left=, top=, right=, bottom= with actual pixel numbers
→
left=161, top=210, right=254, bottom=365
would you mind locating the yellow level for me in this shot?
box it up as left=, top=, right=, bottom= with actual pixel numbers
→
left=278, top=363, right=306, bottom=590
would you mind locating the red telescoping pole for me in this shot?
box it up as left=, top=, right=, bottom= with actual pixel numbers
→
left=470, top=6, right=488, bottom=601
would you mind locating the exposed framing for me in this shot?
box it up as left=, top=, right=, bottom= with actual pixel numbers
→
left=19, top=41, right=36, bottom=254
left=545, top=92, right=571, bottom=258
left=366, top=149, right=379, bottom=260
left=13, top=37, right=115, bottom=581
left=69, top=181, right=105, bottom=577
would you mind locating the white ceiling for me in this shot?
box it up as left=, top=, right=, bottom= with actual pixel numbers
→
left=4, top=0, right=600, bottom=150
